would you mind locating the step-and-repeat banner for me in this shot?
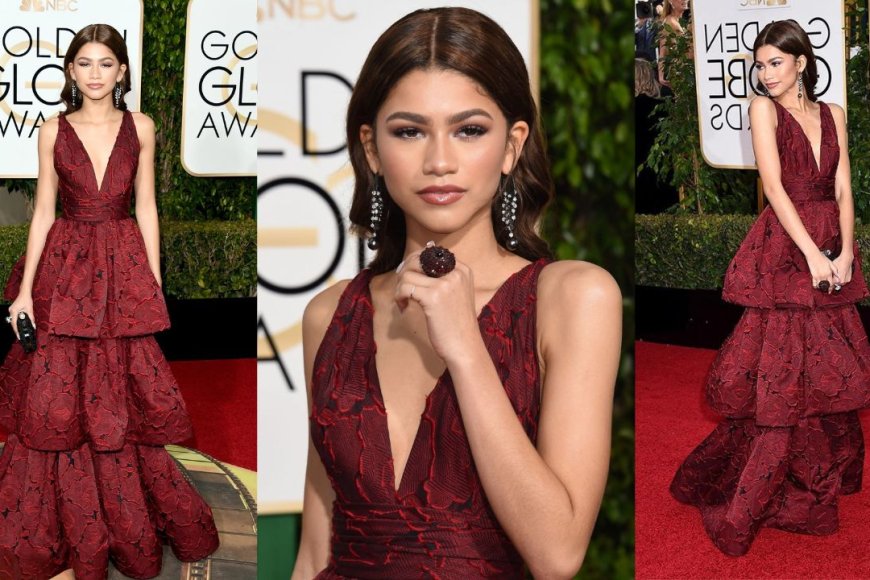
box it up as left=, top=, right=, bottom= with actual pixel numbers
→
left=692, top=0, right=846, bottom=168
left=181, top=0, right=257, bottom=176
left=258, top=0, right=538, bottom=514
left=0, top=0, right=143, bottom=178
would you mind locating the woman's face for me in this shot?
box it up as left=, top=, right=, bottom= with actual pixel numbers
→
left=754, top=44, right=805, bottom=99
left=361, top=68, right=528, bottom=240
left=68, top=41, right=126, bottom=105
left=668, top=0, right=688, bottom=13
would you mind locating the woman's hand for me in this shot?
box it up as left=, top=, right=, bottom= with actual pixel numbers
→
left=393, top=252, right=481, bottom=364
left=8, top=293, right=34, bottom=340
left=832, top=250, right=854, bottom=287
left=806, top=250, right=837, bottom=293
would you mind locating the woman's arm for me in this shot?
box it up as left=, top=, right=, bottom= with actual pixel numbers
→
left=291, top=282, right=347, bottom=580
left=828, top=103, right=855, bottom=284
left=395, top=259, right=621, bottom=578
left=749, top=97, right=835, bottom=288
left=8, top=118, right=60, bottom=334
left=131, top=113, right=161, bottom=287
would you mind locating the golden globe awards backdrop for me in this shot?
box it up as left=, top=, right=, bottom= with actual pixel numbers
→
left=181, top=0, right=257, bottom=176
left=257, top=0, right=538, bottom=513
left=0, top=0, right=143, bottom=178
left=692, top=0, right=846, bottom=168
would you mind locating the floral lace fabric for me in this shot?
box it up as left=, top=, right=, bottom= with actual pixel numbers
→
left=310, top=260, right=548, bottom=579
left=671, top=100, right=870, bottom=556
left=0, top=111, right=218, bottom=579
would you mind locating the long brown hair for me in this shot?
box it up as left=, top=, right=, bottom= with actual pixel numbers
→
left=346, top=7, right=554, bottom=274
left=753, top=20, right=818, bottom=102
left=61, top=24, right=131, bottom=113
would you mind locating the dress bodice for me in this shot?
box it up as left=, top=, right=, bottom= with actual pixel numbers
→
left=310, top=259, right=549, bottom=579
left=773, top=99, right=839, bottom=202
left=56, top=110, right=138, bottom=221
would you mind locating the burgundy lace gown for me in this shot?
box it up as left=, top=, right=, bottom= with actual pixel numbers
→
left=0, top=111, right=219, bottom=579
left=309, top=259, right=549, bottom=579
left=670, top=100, right=870, bottom=556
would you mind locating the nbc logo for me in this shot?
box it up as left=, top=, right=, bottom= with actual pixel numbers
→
left=19, top=0, right=45, bottom=11
left=19, top=0, right=79, bottom=11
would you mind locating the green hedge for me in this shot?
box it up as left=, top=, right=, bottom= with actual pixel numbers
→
left=0, top=220, right=255, bottom=300
left=636, top=214, right=870, bottom=293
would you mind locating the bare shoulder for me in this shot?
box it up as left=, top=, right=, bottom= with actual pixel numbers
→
left=303, top=279, right=353, bottom=342
left=826, top=102, right=846, bottom=128
left=130, top=111, right=156, bottom=143
left=131, top=111, right=155, bottom=131
left=38, top=116, right=59, bottom=144
left=749, top=96, right=777, bottom=132
left=538, top=260, right=621, bottom=313
left=749, top=95, right=776, bottom=116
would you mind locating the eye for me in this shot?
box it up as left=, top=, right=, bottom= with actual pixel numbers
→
left=754, top=63, right=763, bottom=71
left=101, top=62, right=113, bottom=68
left=392, top=127, right=422, bottom=139
left=77, top=61, right=90, bottom=67
left=456, top=125, right=487, bottom=138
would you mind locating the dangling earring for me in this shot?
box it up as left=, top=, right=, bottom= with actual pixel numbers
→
left=113, top=82, right=122, bottom=108
left=500, top=175, right=519, bottom=251
left=797, top=74, right=804, bottom=99
left=71, top=81, right=79, bottom=106
left=367, top=174, right=383, bottom=250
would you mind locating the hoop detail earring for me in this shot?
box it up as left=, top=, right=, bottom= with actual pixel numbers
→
left=797, top=74, right=804, bottom=99
left=367, top=175, right=383, bottom=251
left=114, top=82, right=122, bottom=108
left=500, top=176, right=519, bottom=251
left=71, top=81, right=79, bottom=106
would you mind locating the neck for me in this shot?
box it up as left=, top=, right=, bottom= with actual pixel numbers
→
left=775, top=87, right=809, bottom=112
left=76, top=99, right=119, bottom=121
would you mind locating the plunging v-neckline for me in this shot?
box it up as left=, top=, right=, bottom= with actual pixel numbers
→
left=365, top=259, right=538, bottom=495
left=776, top=100, right=825, bottom=174
left=63, top=111, right=127, bottom=193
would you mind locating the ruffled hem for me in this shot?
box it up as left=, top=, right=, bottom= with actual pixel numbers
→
left=0, top=333, right=193, bottom=452
left=722, top=206, right=869, bottom=309
left=671, top=414, right=864, bottom=556
left=5, top=217, right=169, bottom=339
left=705, top=306, right=870, bottom=426
left=0, top=435, right=219, bottom=580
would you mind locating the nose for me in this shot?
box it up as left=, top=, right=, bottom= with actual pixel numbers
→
left=422, top=132, right=458, bottom=176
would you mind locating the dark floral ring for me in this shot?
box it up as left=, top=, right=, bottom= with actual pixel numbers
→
left=818, top=280, right=830, bottom=292
left=420, top=241, right=456, bottom=278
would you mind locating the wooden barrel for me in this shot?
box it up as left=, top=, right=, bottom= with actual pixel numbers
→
left=0, top=443, right=257, bottom=579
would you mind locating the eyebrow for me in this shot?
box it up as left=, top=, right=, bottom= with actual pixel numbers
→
left=755, top=56, right=784, bottom=64
left=76, top=56, right=116, bottom=61
left=384, top=108, right=494, bottom=125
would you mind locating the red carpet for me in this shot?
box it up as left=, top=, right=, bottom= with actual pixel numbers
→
left=636, top=341, right=870, bottom=579
left=170, top=358, right=256, bottom=471
left=0, top=359, right=255, bottom=471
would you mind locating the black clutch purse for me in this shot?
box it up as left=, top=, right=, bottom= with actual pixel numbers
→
left=818, top=247, right=844, bottom=293
left=16, top=312, right=37, bottom=353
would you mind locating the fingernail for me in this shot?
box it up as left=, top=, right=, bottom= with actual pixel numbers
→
left=396, top=261, right=404, bottom=274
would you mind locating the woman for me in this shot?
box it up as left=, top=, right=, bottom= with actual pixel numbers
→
left=0, top=24, right=219, bottom=579
left=657, top=0, right=689, bottom=89
left=292, top=7, right=621, bottom=579
left=670, top=20, right=870, bottom=556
